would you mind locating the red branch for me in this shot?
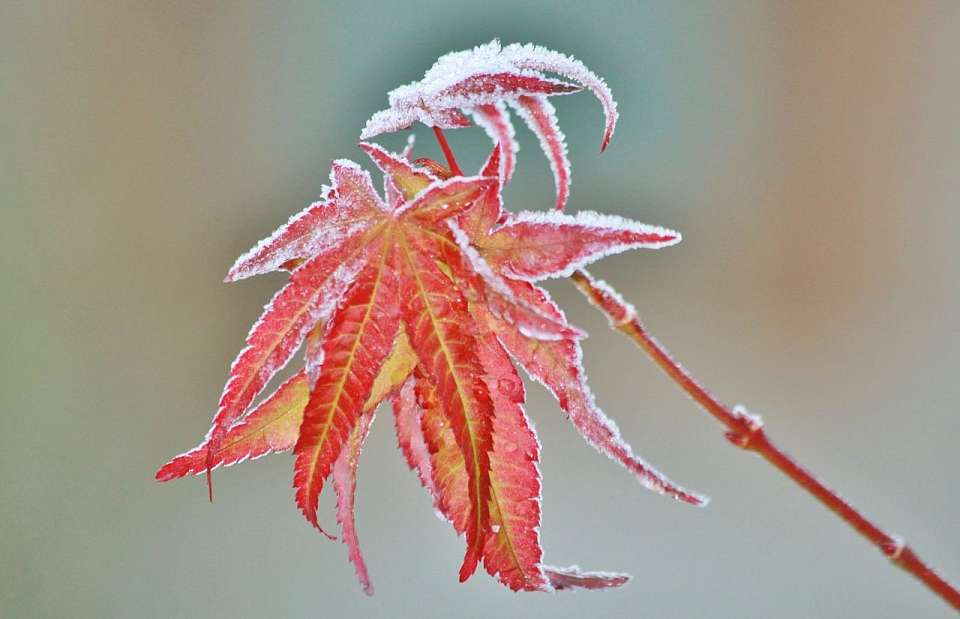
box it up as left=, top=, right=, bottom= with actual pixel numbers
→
left=569, top=268, right=960, bottom=612
left=433, top=126, right=464, bottom=176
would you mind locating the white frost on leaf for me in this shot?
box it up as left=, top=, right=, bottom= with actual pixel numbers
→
left=498, top=42, right=619, bottom=151
left=224, top=184, right=375, bottom=284
left=469, top=101, right=518, bottom=182
left=495, top=210, right=681, bottom=281
left=360, top=108, right=416, bottom=140
left=393, top=174, right=490, bottom=218
left=332, top=409, right=377, bottom=595
left=494, top=300, right=707, bottom=506
left=542, top=565, right=632, bottom=591
left=508, top=95, right=570, bottom=211
left=401, top=133, right=417, bottom=160
left=331, top=159, right=388, bottom=213
left=448, top=220, right=580, bottom=340
left=361, top=39, right=617, bottom=153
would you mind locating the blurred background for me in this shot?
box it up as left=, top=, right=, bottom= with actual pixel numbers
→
left=2, top=2, right=958, bottom=618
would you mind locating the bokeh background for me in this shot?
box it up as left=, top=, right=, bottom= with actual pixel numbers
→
left=2, top=2, right=958, bottom=618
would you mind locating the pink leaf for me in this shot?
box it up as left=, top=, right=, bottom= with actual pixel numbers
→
left=476, top=332, right=550, bottom=592
left=543, top=565, right=632, bottom=590
left=510, top=95, right=570, bottom=211
left=362, top=39, right=618, bottom=151
left=294, top=241, right=401, bottom=529
left=332, top=409, right=377, bottom=595
left=205, top=234, right=370, bottom=480
left=500, top=42, right=619, bottom=151
left=428, top=107, right=473, bottom=129
left=484, top=280, right=707, bottom=506
left=396, top=176, right=495, bottom=222
left=331, top=159, right=388, bottom=213
left=447, top=220, right=582, bottom=340
left=360, top=108, right=417, bottom=141
left=224, top=188, right=371, bottom=283
left=358, top=141, right=438, bottom=209
left=391, top=377, right=436, bottom=494
left=470, top=102, right=517, bottom=183
left=457, top=144, right=508, bottom=242
left=480, top=210, right=681, bottom=281
left=415, top=366, right=472, bottom=536
left=156, top=371, right=309, bottom=481
left=436, top=72, right=580, bottom=110
left=399, top=234, right=495, bottom=582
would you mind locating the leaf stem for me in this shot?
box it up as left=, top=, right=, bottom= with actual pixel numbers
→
left=569, top=268, right=960, bottom=612
left=433, top=127, right=463, bottom=176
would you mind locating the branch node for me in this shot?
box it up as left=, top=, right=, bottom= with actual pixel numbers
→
left=881, top=535, right=906, bottom=561
left=725, top=405, right=764, bottom=449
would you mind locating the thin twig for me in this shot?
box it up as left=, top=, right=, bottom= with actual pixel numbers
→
left=569, top=268, right=960, bottom=612
left=433, top=126, right=463, bottom=175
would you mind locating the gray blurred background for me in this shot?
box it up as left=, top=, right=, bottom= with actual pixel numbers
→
left=2, top=2, right=958, bottom=618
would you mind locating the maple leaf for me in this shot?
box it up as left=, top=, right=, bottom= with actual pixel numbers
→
left=359, top=44, right=708, bottom=510
left=362, top=40, right=617, bottom=211
left=158, top=41, right=703, bottom=595
left=157, top=141, right=701, bottom=593
left=152, top=39, right=960, bottom=613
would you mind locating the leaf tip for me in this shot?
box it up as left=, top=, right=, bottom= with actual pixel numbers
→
left=458, top=545, right=482, bottom=583
left=153, top=463, right=175, bottom=482
left=676, top=488, right=710, bottom=507
left=544, top=565, right=632, bottom=591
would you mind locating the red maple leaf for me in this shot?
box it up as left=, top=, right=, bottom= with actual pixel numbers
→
left=157, top=41, right=704, bottom=594
left=361, top=39, right=617, bottom=211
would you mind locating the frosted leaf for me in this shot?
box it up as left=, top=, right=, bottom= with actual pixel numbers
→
left=498, top=42, right=619, bottom=151
left=292, top=238, right=402, bottom=531
left=362, top=39, right=618, bottom=157
left=482, top=210, right=681, bottom=282
left=430, top=72, right=580, bottom=111
left=392, top=377, right=436, bottom=493
left=469, top=101, right=518, bottom=182
left=394, top=175, right=493, bottom=220
left=331, top=159, right=388, bottom=213
left=448, top=221, right=581, bottom=340
left=401, top=133, right=416, bottom=160
left=456, top=144, right=508, bottom=241
left=360, top=108, right=416, bottom=140
left=204, top=239, right=369, bottom=452
left=384, top=174, right=402, bottom=209
left=509, top=95, right=569, bottom=211
left=358, top=141, right=438, bottom=208
left=421, top=107, right=472, bottom=130
left=543, top=565, right=631, bottom=590
left=475, top=332, right=550, bottom=591
left=487, top=287, right=707, bottom=506
left=332, top=409, right=377, bottom=595
left=155, top=371, right=309, bottom=481
left=225, top=187, right=372, bottom=283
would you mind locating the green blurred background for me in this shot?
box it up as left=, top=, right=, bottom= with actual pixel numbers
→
left=2, top=2, right=958, bottom=618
